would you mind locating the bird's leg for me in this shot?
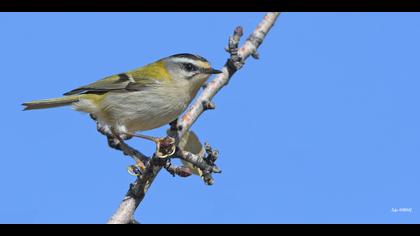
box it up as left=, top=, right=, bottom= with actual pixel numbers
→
left=123, top=132, right=176, bottom=158
left=125, top=133, right=160, bottom=143
left=90, top=114, right=147, bottom=176
left=110, top=129, right=147, bottom=175
left=91, top=115, right=124, bottom=151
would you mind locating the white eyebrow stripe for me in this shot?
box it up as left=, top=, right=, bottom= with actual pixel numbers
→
left=170, top=57, right=202, bottom=66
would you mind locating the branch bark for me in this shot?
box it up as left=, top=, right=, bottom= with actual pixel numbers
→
left=107, top=12, right=281, bottom=224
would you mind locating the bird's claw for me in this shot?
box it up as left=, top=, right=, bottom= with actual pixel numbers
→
left=155, top=136, right=176, bottom=158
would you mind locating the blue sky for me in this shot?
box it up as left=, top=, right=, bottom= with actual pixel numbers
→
left=1, top=12, right=419, bottom=223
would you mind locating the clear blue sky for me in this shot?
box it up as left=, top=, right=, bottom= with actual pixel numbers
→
left=1, top=13, right=419, bottom=223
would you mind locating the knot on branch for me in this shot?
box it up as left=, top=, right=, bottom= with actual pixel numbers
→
left=200, top=142, right=220, bottom=185
left=247, top=34, right=263, bottom=59
left=202, top=100, right=216, bottom=110
left=225, top=26, right=246, bottom=75
left=204, top=142, right=219, bottom=164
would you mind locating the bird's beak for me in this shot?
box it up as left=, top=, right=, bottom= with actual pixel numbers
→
left=203, top=68, right=223, bottom=74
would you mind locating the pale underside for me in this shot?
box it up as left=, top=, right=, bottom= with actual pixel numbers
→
left=72, top=86, right=190, bottom=136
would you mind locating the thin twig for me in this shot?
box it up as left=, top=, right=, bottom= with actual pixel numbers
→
left=175, top=149, right=221, bottom=174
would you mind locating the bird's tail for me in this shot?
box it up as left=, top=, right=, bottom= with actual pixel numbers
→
left=22, top=95, right=80, bottom=111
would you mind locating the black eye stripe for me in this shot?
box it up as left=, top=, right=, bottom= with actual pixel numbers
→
left=183, top=63, right=198, bottom=72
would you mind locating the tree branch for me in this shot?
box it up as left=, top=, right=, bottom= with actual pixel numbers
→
left=107, top=12, right=281, bottom=224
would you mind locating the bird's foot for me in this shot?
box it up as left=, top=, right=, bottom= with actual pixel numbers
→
left=109, top=128, right=148, bottom=176
left=124, top=132, right=176, bottom=158
left=155, top=136, right=176, bottom=158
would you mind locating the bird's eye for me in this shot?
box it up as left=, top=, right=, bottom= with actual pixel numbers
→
left=183, top=63, right=197, bottom=72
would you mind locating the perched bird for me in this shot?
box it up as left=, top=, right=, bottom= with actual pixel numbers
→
left=23, top=53, right=222, bottom=170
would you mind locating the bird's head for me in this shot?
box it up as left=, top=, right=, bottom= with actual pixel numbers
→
left=161, top=53, right=222, bottom=96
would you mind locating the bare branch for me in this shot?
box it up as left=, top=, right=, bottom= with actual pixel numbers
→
left=176, top=149, right=221, bottom=174
left=108, top=155, right=165, bottom=224
left=107, top=12, right=281, bottom=224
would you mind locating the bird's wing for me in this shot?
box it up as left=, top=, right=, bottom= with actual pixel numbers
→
left=63, top=73, right=156, bottom=95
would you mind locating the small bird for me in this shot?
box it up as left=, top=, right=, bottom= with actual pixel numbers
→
left=23, top=53, right=222, bottom=170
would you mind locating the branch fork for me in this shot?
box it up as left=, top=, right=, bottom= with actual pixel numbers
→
left=226, top=26, right=245, bottom=70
